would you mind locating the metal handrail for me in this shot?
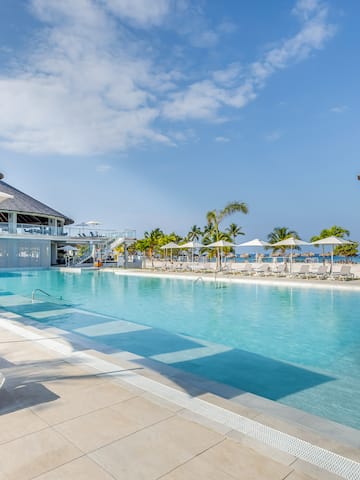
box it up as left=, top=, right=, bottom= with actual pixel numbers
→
left=32, top=288, right=63, bottom=303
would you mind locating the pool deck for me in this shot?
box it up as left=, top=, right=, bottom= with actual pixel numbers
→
left=1, top=301, right=360, bottom=480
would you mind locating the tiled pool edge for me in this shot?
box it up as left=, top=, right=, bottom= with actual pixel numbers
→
left=0, top=316, right=359, bottom=480
left=107, top=268, right=360, bottom=292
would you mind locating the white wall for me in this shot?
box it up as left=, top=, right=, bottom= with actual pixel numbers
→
left=0, top=238, right=51, bottom=268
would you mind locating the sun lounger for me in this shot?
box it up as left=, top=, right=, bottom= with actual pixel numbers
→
left=221, top=262, right=234, bottom=274
left=309, top=265, right=328, bottom=279
left=235, top=263, right=253, bottom=275
left=294, top=264, right=310, bottom=278
left=252, top=264, right=270, bottom=276
left=330, top=265, right=354, bottom=281
left=270, top=263, right=287, bottom=277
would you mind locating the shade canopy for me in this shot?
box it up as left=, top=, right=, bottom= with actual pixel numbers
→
left=271, top=237, right=309, bottom=273
left=58, top=245, right=78, bottom=252
left=160, top=242, right=180, bottom=250
left=272, top=237, right=310, bottom=247
left=181, top=241, right=204, bottom=248
left=311, top=236, right=352, bottom=246
left=311, top=236, right=352, bottom=273
left=86, top=220, right=101, bottom=226
left=207, top=240, right=236, bottom=248
left=238, top=238, right=271, bottom=247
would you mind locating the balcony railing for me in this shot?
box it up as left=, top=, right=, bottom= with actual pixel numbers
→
left=0, top=222, right=136, bottom=240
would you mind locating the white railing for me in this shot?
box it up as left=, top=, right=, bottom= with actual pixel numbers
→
left=63, top=227, right=136, bottom=239
left=0, top=222, right=136, bottom=240
left=0, top=222, right=65, bottom=236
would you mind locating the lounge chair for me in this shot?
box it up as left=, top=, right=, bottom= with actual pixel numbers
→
left=330, top=265, right=354, bottom=281
left=252, top=264, right=270, bottom=276
left=309, top=265, right=328, bottom=279
left=235, top=263, right=253, bottom=275
left=294, top=264, right=310, bottom=278
left=221, top=262, right=234, bottom=274
left=271, top=263, right=287, bottom=277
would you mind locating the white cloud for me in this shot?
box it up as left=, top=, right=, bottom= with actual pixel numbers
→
left=0, top=0, right=336, bottom=155
left=265, top=131, right=283, bottom=142
left=162, top=0, right=335, bottom=121
left=330, top=105, right=348, bottom=113
left=293, top=0, right=322, bottom=20
left=212, top=64, right=242, bottom=86
left=190, top=30, right=218, bottom=48
left=215, top=136, right=230, bottom=143
left=101, top=0, right=171, bottom=27
left=167, top=129, right=197, bottom=143
left=96, top=164, right=112, bottom=172
left=0, top=0, right=173, bottom=154
left=217, top=21, right=237, bottom=34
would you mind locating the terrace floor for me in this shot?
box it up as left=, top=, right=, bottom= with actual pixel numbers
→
left=1, top=313, right=359, bottom=480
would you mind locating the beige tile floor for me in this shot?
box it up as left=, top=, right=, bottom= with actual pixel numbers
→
left=0, top=325, right=347, bottom=480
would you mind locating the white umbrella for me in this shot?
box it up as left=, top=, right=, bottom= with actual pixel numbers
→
left=238, top=238, right=271, bottom=247
left=58, top=245, right=78, bottom=252
left=0, top=192, right=13, bottom=204
left=272, top=237, right=310, bottom=272
left=161, top=241, right=180, bottom=249
left=207, top=240, right=236, bottom=270
left=207, top=240, right=236, bottom=248
left=181, top=241, right=204, bottom=248
left=238, top=238, right=271, bottom=262
left=181, top=241, right=204, bottom=264
left=311, top=236, right=352, bottom=273
left=86, top=220, right=101, bottom=226
left=160, top=241, right=180, bottom=261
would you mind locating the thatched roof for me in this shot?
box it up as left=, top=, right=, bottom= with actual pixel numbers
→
left=0, top=178, right=73, bottom=225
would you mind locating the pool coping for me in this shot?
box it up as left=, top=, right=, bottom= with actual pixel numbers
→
left=0, top=310, right=359, bottom=479
left=103, top=267, right=360, bottom=292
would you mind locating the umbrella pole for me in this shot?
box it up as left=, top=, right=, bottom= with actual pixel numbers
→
left=331, top=247, right=334, bottom=274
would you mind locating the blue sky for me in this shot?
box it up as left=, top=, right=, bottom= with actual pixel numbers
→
left=0, top=0, right=359, bottom=240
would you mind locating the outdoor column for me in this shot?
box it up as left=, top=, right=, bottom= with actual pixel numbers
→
left=8, top=212, right=17, bottom=234
left=48, top=217, right=56, bottom=235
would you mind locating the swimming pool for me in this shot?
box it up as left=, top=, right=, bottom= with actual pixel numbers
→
left=1, top=269, right=359, bottom=430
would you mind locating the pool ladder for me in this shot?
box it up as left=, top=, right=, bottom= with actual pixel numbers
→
left=32, top=288, right=63, bottom=303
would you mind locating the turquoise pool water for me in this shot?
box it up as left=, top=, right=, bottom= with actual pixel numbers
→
left=1, top=269, right=359, bottom=429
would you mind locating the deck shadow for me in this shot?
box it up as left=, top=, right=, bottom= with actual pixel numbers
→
left=170, top=348, right=334, bottom=401
left=67, top=324, right=334, bottom=401
left=0, top=357, right=60, bottom=415
left=0, top=382, right=60, bottom=415
left=0, top=304, right=336, bottom=403
left=78, top=328, right=204, bottom=357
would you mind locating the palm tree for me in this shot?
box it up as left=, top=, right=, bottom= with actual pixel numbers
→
left=311, top=226, right=350, bottom=242
left=206, top=201, right=248, bottom=268
left=267, top=227, right=299, bottom=255
left=187, top=225, right=202, bottom=242
left=202, top=230, right=232, bottom=259
left=144, top=228, right=164, bottom=264
left=226, top=223, right=244, bottom=242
